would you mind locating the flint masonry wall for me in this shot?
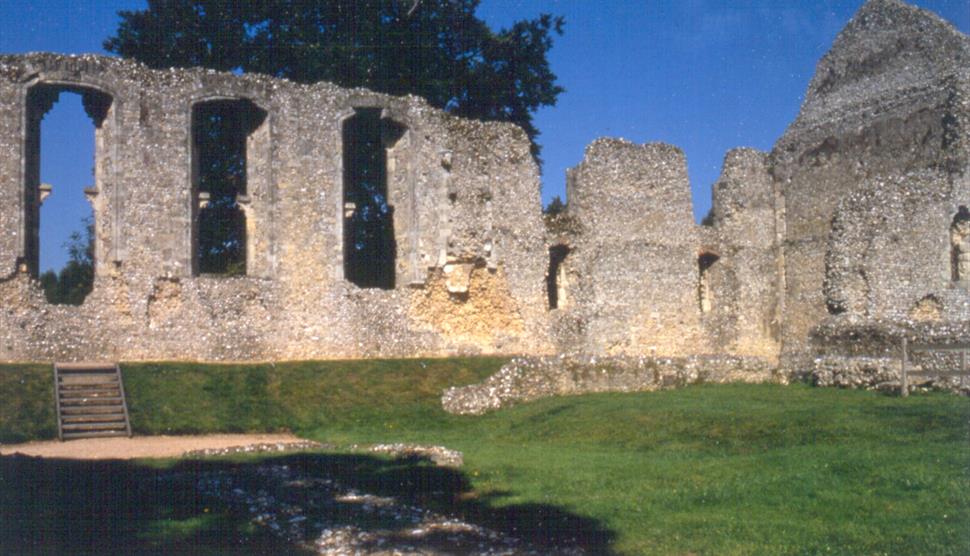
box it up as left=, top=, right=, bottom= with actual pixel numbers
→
left=702, top=149, right=782, bottom=362
left=1, top=0, right=967, bottom=375
left=0, top=53, right=550, bottom=361
left=770, top=0, right=970, bottom=368
left=554, top=139, right=708, bottom=356
left=543, top=0, right=968, bottom=372
left=547, top=143, right=782, bottom=363
left=824, top=171, right=969, bottom=323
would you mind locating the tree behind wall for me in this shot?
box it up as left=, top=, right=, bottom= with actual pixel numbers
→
left=104, top=0, right=564, bottom=161
left=194, top=100, right=250, bottom=275
left=40, top=218, right=94, bottom=305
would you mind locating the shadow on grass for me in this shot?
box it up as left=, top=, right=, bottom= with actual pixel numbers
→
left=1, top=452, right=615, bottom=555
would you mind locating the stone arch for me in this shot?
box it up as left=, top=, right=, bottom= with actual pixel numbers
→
left=20, top=79, right=118, bottom=286
left=336, top=99, right=414, bottom=288
left=950, top=206, right=969, bottom=286
left=186, top=94, right=271, bottom=277
left=19, top=68, right=127, bottom=266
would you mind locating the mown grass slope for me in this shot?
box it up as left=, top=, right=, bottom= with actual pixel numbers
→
left=1, top=359, right=967, bottom=555
left=0, top=363, right=56, bottom=443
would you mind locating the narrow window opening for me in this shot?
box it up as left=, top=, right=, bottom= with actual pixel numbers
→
left=547, top=244, right=570, bottom=309
left=951, top=206, right=969, bottom=286
left=25, top=85, right=109, bottom=305
left=698, top=253, right=720, bottom=313
left=192, top=99, right=265, bottom=276
left=342, top=108, right=405, bottom=289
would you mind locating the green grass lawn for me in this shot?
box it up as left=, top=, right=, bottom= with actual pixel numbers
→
left=2, top=359, right=968, bottom=555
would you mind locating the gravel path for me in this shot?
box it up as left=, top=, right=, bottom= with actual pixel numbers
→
left=0, top=433, right=309, bottom=459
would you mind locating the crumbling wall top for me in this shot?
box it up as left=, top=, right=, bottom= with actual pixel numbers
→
left=568, top=138, right=695, bottom=246
left=778, top=0, right=970, bottom=147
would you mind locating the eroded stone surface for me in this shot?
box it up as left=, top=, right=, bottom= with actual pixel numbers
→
left=442, top=355, right=781, bottom=415
left=1, top=0, right=968, bottom=398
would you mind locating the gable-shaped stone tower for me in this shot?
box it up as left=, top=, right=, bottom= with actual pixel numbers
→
left=770, top=0, right=969, bottom=370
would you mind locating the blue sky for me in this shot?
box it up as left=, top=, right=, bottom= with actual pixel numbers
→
left=1, top=0, right=968, bottom=272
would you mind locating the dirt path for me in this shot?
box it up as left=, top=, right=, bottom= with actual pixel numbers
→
left=0, top=433, right=308, bottom=459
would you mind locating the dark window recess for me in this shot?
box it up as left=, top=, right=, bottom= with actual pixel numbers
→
left=952, top=206, right=969, bottom=283
left=343, top=108, right=405, bottom=289
left=25, top=84, right=110, bottom=305
left=547, top=244, right=570, bottom=309
left=192, top=99, right=265, bottom=275
left=698, top=253, right=719, bottom=313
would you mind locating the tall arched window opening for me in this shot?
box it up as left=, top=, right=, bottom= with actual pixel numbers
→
left=191, top=99, right=265, bottom=276
left=25, top=84, right=110, bottom=305
left=951, top=206, right=969, bottom=286
left=342, top=108, right=405, bottom=289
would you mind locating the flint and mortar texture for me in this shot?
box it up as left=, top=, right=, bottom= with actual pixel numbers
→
left=0, top=53, right=549, bottom=361
left=558, top=139, right=707, bottom=357
left=770, top=0, right=970, bottom=369
left=703, top=149, right=782, bottom=362
left=442, top=355, right=782, bottom=416
left=0, top=0, right=967, bottom=390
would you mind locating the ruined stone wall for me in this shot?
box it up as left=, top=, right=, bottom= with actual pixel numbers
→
left=702, top=149, right=782, bottom=362
left=770, top=0, right=970, bottom=368
left=0, top=53, right=549, bottom=362
left=1, top=0, right=967, bottom=373
left=824, top=172, right=969, bottom=323
left=555, top=139, right=707, bottom=356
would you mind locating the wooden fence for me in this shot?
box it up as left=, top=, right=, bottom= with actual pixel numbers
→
left=899, top=338, right=970, bottom=397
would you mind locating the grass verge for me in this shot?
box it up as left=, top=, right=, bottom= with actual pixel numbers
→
left=1, top=359, right=968, bottom=554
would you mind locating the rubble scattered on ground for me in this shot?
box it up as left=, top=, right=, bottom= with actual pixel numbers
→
left=192, top=462, right=584, bottom=555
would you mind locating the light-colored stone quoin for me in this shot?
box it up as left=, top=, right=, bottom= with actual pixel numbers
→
left=0, top=0, right=967, bottom=387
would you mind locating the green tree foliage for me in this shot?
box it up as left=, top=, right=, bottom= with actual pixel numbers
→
left=342, top=109, right=403, bottom=289
left=193, top=100, right=256, bottom=275
left=104, top=0, right=564, bottom=160
left=40, top=217, right=94, bottom=305
left=700, top=207, right=715, bottom=227
left=543, top=195, right=566, bottom=216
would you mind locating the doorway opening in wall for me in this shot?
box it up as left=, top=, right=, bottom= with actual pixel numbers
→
left=698, top=253, right=720, bottom=313
left=342, top=108, right=405, bottom=290
left=26, top=85, right=109, bottom=306
left=547, top=244, right=570, bottom=309
left=191, top=99, right=265, bottom=276
left=952, top=206, right=969, bottom=285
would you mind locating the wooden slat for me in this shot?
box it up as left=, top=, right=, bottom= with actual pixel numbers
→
left=60, top=406, right=124, bottom=415
left=59, top=397, right=124, bottom=406
left=59, top=382, right=120, bottom=390
left=61, top=415, right=126, bottom=424
left=60, top=389, right=121, bottom=399
left=59, top=374, right=119, bottom=386
left=55, top=362, right=118, bottom=372
left=62, top=422, right=127, bottom=431
left=903, top=370, right=970, bottom=378
left=62, top=430, right=128, bottom=440
left=54, top=361, right=132, bottom=440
